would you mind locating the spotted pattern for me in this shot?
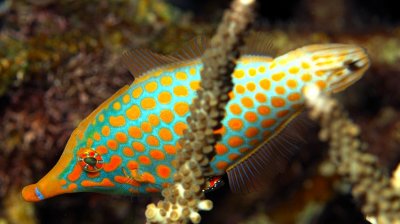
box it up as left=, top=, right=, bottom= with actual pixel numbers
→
left=61, top=52, right=339, bottom=195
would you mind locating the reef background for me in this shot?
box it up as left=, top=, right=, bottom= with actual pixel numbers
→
left=0, top=0, right=399, bottom=223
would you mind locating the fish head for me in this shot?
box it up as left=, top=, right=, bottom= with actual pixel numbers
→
left=278, top=44, right=370, bottom=93
left=22, top=113, right=138, bottom=202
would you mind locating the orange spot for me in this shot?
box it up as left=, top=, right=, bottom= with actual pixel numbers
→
left=141, top=98, right=156, bottom=110
left=249, top=139, right=259, bottom=146
left=160, top=110, right=174, bottom=123
left=101, top=126, right=110, bottom=136
left=292, top=103, right=303, bottom=110
left=316, top=70, right=325, bottom=76
left=146, top=135, right=160, bottom=146
left=164, top=144, right=176, bottom=154
left=316, top=80, right=327, bottom=89
left=113, top=102, right=121, bottom=110
left=190, top=81, right=200, bottom=90
left=261, top=119, right=276, bottom=128
left=286, top=79, right=298, bottom=89
left=123, top=147, right=134, bottom=157
left=132, top=142, right=145, bottom=152
left=216, top=161, right=229, bottom=170
left=241, top=97, right=254, bottom=108
left=288, top=93, right=301, bottom=101
left=96, top=145, right=108, bottom=154
left=173, top=86, right=188, bottom=97
left=150, top=150, right=165, bottom=160
left=148, top=114, right=160, bottom=126
left=233, top=70, right=245, bottom=78
left=87, top=172, right=100, bottom=178
left=109, top=116, right=126, bottom=127
left=126, top=105, right=141, bottom=120
left=260, top=79, right=271, bottom=90
left=244, top=111, right=258, bottom=122
left=246, top=82, right=256, bottom=91
left=189, top=67, right=196, bottom=75
left=146, top=187, right=160, bottom=193
left=235, top=85, right=245, bottom=94
left=239, top=147, right=249, bottom=153
left=114, top=176, right=140, bottom=187
left=93, top=132, right=101, bottom=141
left=301, top=73, right=312, bottom=82
left=255, top=93, right=267, bottom=103
left=128, top=126, right=142, bottom=138
left=115, top=132, right=128, bottom=143
left=229, top=104, right=242, bottom=115
left=228, top=118, right=244, bottom=131
left=215, top=143, right=228, bottom=155
left=132, top=87, right=143, bottom=99
left=176, top=71, right=187, bottom=80
left=301, top=62, right=310, bottom=69
left=271, top=97, right=286, bottom=107
left=156, top=165, right=171, bottom=178
left=275, top=86, right=286, bottom=95
left=103, top=155, right=122, bottom=172
left=141, top=122, right=152, bottom=133
left=81, top=178, right=115, bottom=187
left=277, top=110, right=290, bottom=117
left=122, top=94, right=130, bottom=104
left=288, top=66, right=299, bottom=74
left=159, top=128, right=173, bottom=141
left=245, top=127, right=259, bottom=138
left=214, top=126, right=226, bottom=135
left=258, top=105, right=271, bottom=115
left=228, top=154, right=240, bottom=161
left=142, top=172, right=156, bottom=183
left=174, top=102, right=189, bottom=116
left=248, top=68, right=257, bottom=76
left=98, top=114, right=105, bottom=122
left=139, top=155, right=151, bottom=165
left=269, top=62, right=277, bottom=69
left=174, top=122, right=187, bottom=136
left=258, top=66, right=266, bottom=73
left=272, top=72, right=285, bottom=81
left=86, top=138, right=93, bottom=147
left=107, top=139, right=118, bottom=150
left=158, top=91, right=172, bottom=104
left=228, top=136, right=244, bottom=147
left=160, top=76, right=173, bottom=86
left=145, top=81, right=158, bottom=93
left=127, top=161, right=139, bottom=170
left=68, top=164, right=82, bottom=182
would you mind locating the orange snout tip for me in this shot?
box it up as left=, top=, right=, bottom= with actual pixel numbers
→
left=22, top=184, right=43, bottom=202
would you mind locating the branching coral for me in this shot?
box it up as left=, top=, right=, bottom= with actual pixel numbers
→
left=304, top=85, right=400, bottom=223
left=145, top=0, right=256, bottom=223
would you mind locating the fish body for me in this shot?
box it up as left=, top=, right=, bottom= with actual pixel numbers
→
left=22, top=41, right=370, bottom=201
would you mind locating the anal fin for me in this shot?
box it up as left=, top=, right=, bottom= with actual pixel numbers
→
left=226, top=111, right=314, bottom=193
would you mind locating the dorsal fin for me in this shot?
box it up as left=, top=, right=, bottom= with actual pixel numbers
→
left=122, top=36, right=209, bottom=78
left=241, top=31, right=276, bottom=57
left=170, top=36, right=209, bottom=60
left=226, top=111, right=313, bottom=193
left=122, top=49, right=180, bottom=78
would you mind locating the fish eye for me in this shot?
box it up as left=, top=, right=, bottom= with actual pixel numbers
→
left=344, top=60, right=361, bottom=71
left=78, top=148, right=104, bottom=172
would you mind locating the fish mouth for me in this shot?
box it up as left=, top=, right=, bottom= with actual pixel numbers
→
left=329, top=46, right=370, bottom=93
left=22, top=184, right=45, bottom=202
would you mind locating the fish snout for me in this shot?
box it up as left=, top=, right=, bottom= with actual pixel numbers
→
left=301, top=44, right=370, bottom=93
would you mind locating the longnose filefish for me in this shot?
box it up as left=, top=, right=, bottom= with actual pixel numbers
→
left=22, top=36, right=370, bottom=201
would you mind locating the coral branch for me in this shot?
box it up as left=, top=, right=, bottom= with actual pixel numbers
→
left=145, top=0, right=256, bottom=223
left=304, top=85, right=400, bottom=223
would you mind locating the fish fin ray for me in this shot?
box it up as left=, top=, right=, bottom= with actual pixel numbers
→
left=227, top=111, right=314, bottom=193
left=241, top=31, right=277, bottom=57
left=171, top=36, right=209, bottom=60
left=122, top=49, right=180, bottom=78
